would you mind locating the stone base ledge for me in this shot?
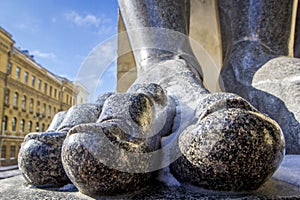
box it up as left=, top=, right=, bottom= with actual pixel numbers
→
left=0, top=175, right=299, bottom=199
left=1, top=155, right=299, bottom=199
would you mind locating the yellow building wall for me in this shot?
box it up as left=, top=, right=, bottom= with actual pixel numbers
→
left=0, top=27, right=78, bottom=166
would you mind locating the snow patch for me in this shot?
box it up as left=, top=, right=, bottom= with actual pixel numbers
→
left=272, top=155, right=300, bottom=187
left=157, top=167, right=181, bottom=187
left=59, top=183, right=78, bottom=192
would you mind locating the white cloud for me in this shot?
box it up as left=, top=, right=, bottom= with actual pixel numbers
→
left=51, top=17, right=57, bottom=23
left=65, top=11, right=101, bottom=27
left=14, top=22, right=40, bottom=33
left=75, top=38, right=118, bottom=102
left=32, top=50, right=56, bottom=60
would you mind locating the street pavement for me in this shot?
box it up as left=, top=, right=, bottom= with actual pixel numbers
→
left=0, top=165, right=20, bottom=179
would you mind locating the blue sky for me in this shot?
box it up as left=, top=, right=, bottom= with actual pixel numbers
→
left=0, top=0, right=119, bottom=100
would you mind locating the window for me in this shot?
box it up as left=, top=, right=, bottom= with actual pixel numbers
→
left=20, top=119, right=25, bottom=133
left=12, top=117, right=17, bottom=132
left=28, top=121, right=32, bottom=132
left=44, top=83, right=48, bottom=94
left=29, top=98, right=34, bottom=113
left=2, top=116, right=8, bottom=132
left=24, top=72, right=28, bottom=83
left=49, top=86, right=52, bottom=96
left=13, top=92, right=19, bottom=108
left=66, top=94, right=69, bottom=104
left=4, top=89, right=10, bottom=106
left=35, top=122, right=39, bottom=131
left=31, top=76, right=35, bottom=87
left=22, top=95, right=27, bottom=111
left=54, top=88, right=57, bottom=98
left=36, top=101, right=40, bottom=116
left=38, top=79, right=41, bottom=90
left=6, top=63, right=11, bottom=74
left=41, top=123, right=45, bottom=132
left=42, top=103, right=46, bottom=116
left=1, top=146, right=6, bottom=160
left=53, top=107, right=56, bottom=115
left=10, top=146, right=16, bottom=159
left=48, top=105, right=51, bottom=117
left=16, top=67, right=21, bottom=79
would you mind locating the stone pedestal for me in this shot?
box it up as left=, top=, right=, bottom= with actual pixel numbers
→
left=0, top=175, right=299, bottom=199
left=1, top=155, right=300, bottom=199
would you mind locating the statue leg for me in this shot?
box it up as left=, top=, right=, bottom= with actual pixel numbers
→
left=218, top=0, right=300, bottom=154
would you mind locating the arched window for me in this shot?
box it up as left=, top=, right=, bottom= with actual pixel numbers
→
left=20, top=119, right=25, bottom=133
left=4, top=89, right=10, bottom=106
left=13, top=92, right=19, bottom=108
left=28, top=121, right=32, bottom=132
left=12, top=117, right=17, bottom=132
left=29, top=98, right=34, bottom=113
left=22, top=96, right=27, bottom=111
left=2, top=116, right=8, bottom=132
left=48, top=105, right=51, bottom=117
left=42, top=103, right=46, bottom=116
left=16, top=67, right=21, bottom=79
left=41, top=123, right=45, bottom=132
left=36, top=101, right=40, bottom=116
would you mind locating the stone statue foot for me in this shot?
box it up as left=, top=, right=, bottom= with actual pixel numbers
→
left=127, top=58, right=284, bottom=191
left=170, top=93, right=285, bottom=191
left=62, top=123, right=157, bottom=196
left=19, top=56, right=285, bottom=194
left=18, top=131, right=70, bottom=186
left=61, top=84, right=176, bottom=195
left=18, top=103, right=103, bottom=187
left=60, top=59, right=285, bottom=194
left=61, top=58, right=285, bottom=194
left=221, top=45, right=300, bottom=154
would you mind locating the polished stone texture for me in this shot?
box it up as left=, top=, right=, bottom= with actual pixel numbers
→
left=61, top=84, right=176, bottom=195
left=218, top=0, right=300, bottom=154
left=253, top=57, right=300, bottom=153
left=62, top=123, right=157, bottom=196
left=171, top=104, right=284, bottom=191
left=18, top=104, right=101, bottom=186
left=133, top=58, right=284, bottom=191
left=18, top=131, right=69, bottom=186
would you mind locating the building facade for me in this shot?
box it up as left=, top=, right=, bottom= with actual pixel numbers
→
left=0, top=27, right=82, bottom=166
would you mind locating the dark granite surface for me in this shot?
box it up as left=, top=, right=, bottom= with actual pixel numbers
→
left=218, top=0, right=300, bottom=154
left=61, top=85, right=176, bottom=196
left=170, top=93, right=284, bottom=191
left=18, top=104, right=101, bottom=186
